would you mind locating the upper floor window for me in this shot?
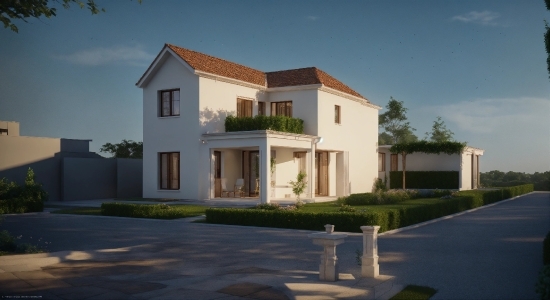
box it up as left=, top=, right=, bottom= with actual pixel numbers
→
left=378, top=153, right=385, bottom=172
left=335, top=105, right=341, bottom=124
left=271, top=101, right=292, bottom=117
left=258, top=102, right=266, bottom=116
left=160, top=89, right=180, bottom=117
left=237, top=98, right=253, bottom=117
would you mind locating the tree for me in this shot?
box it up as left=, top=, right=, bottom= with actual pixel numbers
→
left=425, top=116, right=455, bottom=142
left=100, top=140, right=143, bottom=159
left=545, top=0, right=550, bottom=79
left=1, top=0, right=140, bottom=33
left=379, top=97, right=418, bottom=144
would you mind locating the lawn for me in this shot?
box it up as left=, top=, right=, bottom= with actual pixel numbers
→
left=390, top=285, right=437, bottom=300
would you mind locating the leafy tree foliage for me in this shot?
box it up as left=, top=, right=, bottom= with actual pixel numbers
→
left=481, top=170, right=550, bottom=190
left=546, top=0, right=550, bottom=79
left=379, top=97, right=418, bottom=144
left=100, top=140, right=143, bottom=159
left=425, top=116, right=455, bottom=142
left=1, top=0, right=139, bottom=33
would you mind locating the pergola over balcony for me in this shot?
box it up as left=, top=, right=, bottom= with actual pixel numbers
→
left=201, top=130, right=321, bottom=204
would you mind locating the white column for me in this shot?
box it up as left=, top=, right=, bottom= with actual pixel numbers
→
left=361, top=225, right=380, bottom=278
left=260, top=140, right=271, bottom=204
left=309, top=142, right=316, bottom=201
left=209, top=148, right=214, bottom=199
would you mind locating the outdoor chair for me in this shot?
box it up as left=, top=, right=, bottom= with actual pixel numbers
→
left=221, top=178, right=234, bottom=198
left=234, top=178, right=245, bottom=198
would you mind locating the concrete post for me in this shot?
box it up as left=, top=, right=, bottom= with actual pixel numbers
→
left=361, top=225, right=380, bottom=278
left=308, top=224, right=347, bottom=282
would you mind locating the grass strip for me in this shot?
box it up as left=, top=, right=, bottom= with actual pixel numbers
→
left=390, top=285, right=437, bottom=300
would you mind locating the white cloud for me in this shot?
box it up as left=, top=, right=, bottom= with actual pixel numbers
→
left=307, top=16, right=319, bottom=21
left=431, top=97, right=550, bottom=134
left=56, top=45, right=154, bottom=66
left=451, top=10, right=502, bottom=26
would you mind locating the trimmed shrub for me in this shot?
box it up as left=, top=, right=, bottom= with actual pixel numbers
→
left=225, top=115, right=304, bottom=134
left=206, top=185, right=533, bottom=233
left=390, top=171, right=459, bottom=189
left=206, top=208, right=391, bottom=233
left=101, top=203, right=205, bottom=219
left=343, top=190, right=417, bottom=206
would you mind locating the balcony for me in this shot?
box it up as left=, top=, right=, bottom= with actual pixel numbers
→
left=225, top=115, right=304, bottom=134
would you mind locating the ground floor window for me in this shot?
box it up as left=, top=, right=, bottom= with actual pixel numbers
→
left=160, top=152, right=179, bottom=190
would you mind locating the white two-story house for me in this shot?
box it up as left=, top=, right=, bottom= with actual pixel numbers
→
left=136, top=44, right=380, bottom=203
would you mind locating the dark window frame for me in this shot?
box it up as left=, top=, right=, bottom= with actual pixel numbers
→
left=270, top=101, right=293, bottom=117
left=159, top=152, right=180, bottom=190
left=159, top=89, right=180, bottom=117
left=237, top=98, right=253, bottom=117
left=335, top=105, right=341, bottom=124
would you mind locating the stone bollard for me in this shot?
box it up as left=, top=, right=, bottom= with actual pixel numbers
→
left=360, top=226, right=380, bottom=278
left=308, top=224, right=347, bottom=281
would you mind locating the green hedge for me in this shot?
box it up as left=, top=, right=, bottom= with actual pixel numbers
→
left=206, top=185, right=533, bottom=233
left=0, top=168, right=47, bottom=214
left=225, top=115, right=304, bottom=134
left=390, top=171, right=459, bottom=189
left=101, top=203, right=205, bottom=219
left=206, top=208, right=392, bottom=233
left=544, top=231, right=550, bottom=265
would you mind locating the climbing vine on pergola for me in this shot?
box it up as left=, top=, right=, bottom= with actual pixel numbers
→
left=390, top=141, right=467, bottom=189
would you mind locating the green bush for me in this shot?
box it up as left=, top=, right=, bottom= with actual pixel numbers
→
left=0, top=168, right=47, bottom=214
left=101, top=203, right=205, bottom=219
left=500, top=184, right=534, bottom=198
left=206, top=185, right=533, bottom=233
left=343, top=190, right=417, bottom=206
left=544, top=231, right=550, bottom=265
left=225, top=115, right=304, bottom=134
left=206, top=208, right=391, bottom=233
left=390, top=171, right=459, bottom=189
left=536, top=265, right=550, bottom=300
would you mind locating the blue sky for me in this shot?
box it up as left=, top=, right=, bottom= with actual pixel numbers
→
left=1, top=0, right=549, bottom=173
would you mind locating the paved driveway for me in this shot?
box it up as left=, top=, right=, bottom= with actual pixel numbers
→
left=0, top=192, right=548, bottom=299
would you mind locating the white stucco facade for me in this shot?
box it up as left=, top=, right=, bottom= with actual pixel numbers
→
left=138, top=46, right=380, bottom=202
left=377, top=145, right=484, bottom=190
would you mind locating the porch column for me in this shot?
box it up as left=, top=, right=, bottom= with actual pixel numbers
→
left=209, top=148, right=215, bottom=199
left=260, top=140, right=271, bottom=204
left=309, top=141, right=316, bottom=201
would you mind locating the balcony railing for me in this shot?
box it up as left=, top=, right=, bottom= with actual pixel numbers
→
left=225, top=115, right=304, bottom=134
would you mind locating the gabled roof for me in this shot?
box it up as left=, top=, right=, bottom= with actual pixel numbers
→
left=166, top=44, right=266, bottom=86
left=138, top=43, right=368, bottom=101
left=266, top=67, right=364, bottom=99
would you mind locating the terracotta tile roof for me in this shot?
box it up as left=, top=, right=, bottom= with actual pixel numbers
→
left=266, top=67, right=365, bottom=99
left=166, top=44, right=265, bottom=86
left=162, top=44, right=366, bottom=100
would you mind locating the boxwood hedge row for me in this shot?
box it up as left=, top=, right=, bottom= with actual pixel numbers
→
left=205, top=184, right=534, bottom=233
left=101, top=203, right=204, bottom=219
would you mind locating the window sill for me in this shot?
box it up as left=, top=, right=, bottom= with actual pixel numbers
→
left=158, top=116, right=180, bottom=119
left=157, top=189, right=180, bottom=192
